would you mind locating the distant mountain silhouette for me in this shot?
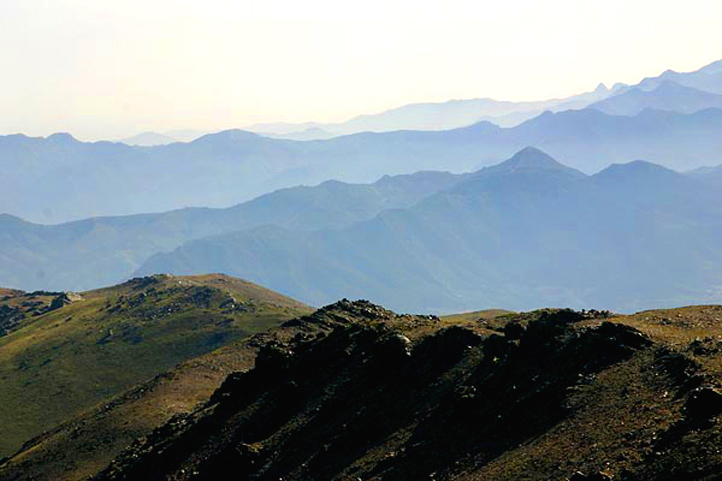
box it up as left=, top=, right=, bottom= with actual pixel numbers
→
left=0, top=171, right=461, bottom=292
left=258, top=127, right=336, bottom=140
left=589, top=81, right=722, bottom=115
left=4, top=108, right=722, bottom=223
left=119, top=131, right=179, bottom=146
left=118, top=130, right=208, bottom=146
left=136, top=148, right=722, bottom=313
left=247, top=85, right=612, bottom=134
left=620, top=58, right=722, bottom=94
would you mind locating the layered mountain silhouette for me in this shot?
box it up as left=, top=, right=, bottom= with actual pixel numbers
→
left=118, top=130, right=207, bottom=146
left=590, top=81, right=722, bottom=116
left=631, top=58, right=722, bottom=94
left=0, top=171, right=461, bottom=292
left=246, top=83, right=612, bottom=136
left=119, top=132, right=179, bottom=146
left=136, top=148, right=722, bottom=313
left=4, top=107, right=722, bottom=223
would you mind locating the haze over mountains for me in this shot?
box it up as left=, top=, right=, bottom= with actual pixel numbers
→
left=116, top=58, right=722, bottom=144
left=4, top=107, right=722, bottom=224
left=0, top=171, right=459, bottom=292
left=3, top=59, right=722, bottom=224
left=633, top=58, right=722, bottom=94
left=4, top=145, right=722, bottom=314
left=136, top=148, right=722, bottom=313
left=118, top=130, right=208, bottom=146
left=4, top=51, right=722, bottom=481
left=2, top=58, right=722, bottom=315
left=246, top=82, right=613, bottom=137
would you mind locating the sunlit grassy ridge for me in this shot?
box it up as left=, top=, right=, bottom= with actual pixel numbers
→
left=0, top=274, right=311, bottom=458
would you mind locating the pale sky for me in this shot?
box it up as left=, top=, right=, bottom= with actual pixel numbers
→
left=1, top=0, right=721, bottom=140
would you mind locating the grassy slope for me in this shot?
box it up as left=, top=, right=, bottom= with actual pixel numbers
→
left=1, top=331, right=294, bottom=480
left=440, top=309, right=515, bottom=325
left=0, top=274, right=311, bottom=460
left=466, top=305, right=722, bottom=479
left=0, top=299, right=346, bottom=481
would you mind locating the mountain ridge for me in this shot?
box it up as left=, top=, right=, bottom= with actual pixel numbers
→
left=0, top=273, right=311, bottom=460
left=5, top=107, right=722, bottom=223
left=76, top=302, right=722, bottom=481
left=589, top=81, right=722, bottom=116
left=136, top=148, right=722, bottom=314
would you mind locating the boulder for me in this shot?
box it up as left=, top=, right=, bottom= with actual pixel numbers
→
left=684, top=386, right=722, bottom=420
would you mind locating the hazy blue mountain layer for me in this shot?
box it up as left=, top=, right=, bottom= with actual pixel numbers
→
left=0, top=171, right=460, bottom=292
left=590, top=81, right=722, bottom=116
left=137, top=148, right=722, bottom=314
left=631, top=58, right=722, bottom=94
left=3, top=108, right=722, bottom=223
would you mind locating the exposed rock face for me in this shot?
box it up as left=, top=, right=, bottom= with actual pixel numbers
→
left=0, top=289, right=80, bottom=336
left=47, top=292, right=82, bottom=311
left=0, top=304, right=24, bottom=336
left=94, top=307, right=653, bottom=481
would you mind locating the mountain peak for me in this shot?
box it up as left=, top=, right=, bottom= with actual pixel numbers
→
left=593, top=159, right=681, bottom=183
left=496, top=146, right=575, bottom=173
left=595, top=82, right=609, bottom=93
left=47, top=132, right=77, bottom=143
left=193, top=129, right=261, bottom=144
left=460, top=148, right=587, bottom=190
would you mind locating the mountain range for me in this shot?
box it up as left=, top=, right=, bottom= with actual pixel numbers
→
left=589, top=80, right=722, bottom=116
left=633, top=58, right=722, bottom=94
left=4, top=106, right=722, bottom=224
left=5, top=292, right=722, bottom=480
left=0, top=171, right=460, bottom=292
left=245, top=58, right=722, bottom=137
left=118, top=57, right=722, bottom=144
left=5, top=48, right=722, bottom=481
left=246, top=82, right=613, bottom=137
left=4, top=57, right=722, bottom=224
left=4, top=144, right=722, bottom=314
left=135, top=148, right=722, bottom=314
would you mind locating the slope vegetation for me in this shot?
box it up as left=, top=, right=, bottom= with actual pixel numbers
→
left=0, top=274, right=310, bottom=459
left=0, top=300, right=397, bottom=481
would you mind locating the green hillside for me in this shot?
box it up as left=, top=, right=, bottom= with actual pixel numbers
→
left=0, top=274, right=311, bottom=459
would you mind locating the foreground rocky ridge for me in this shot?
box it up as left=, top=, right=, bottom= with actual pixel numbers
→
left=86, top=302, right=722, bottom=481
left=0, top=299, right=422, bottom=481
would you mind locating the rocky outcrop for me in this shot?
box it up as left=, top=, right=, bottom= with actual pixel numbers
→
left=94, top=307, right=652, bottom=481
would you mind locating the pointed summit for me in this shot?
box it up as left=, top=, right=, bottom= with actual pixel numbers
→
left=490, top=147, right=586, bottom=177
left=452, top=147, right=587, bottom=195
